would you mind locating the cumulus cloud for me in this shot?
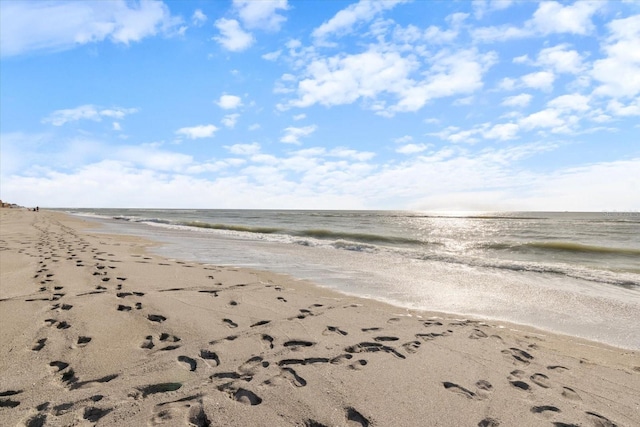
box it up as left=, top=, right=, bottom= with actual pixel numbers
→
left=591, top=14, right=640, bottom=98
left=472, top=1, right=604, bottom=42
left=530, top=1, right=602, bottom=36
left=0, top=0, right=182, bottom=57
left=502, top=93, right=532, bottom=108
left=221, top=114, right=240, bottom=128
left=233, top=0, right=288, bottom=31
left=521, top=71, right=555, bottom=92
left=536, top=44, right=585, bottom=74
left=42, top=105, right=138, bottom=126
left=217, top=94, right=243, bottom=109
left=280, top=125, right=317, bottom=144
left=284, top=46, right=495, bottom=116
left=312, top=0, right=407, bottom=42
left=396, top=143, right=429, bottom=154
left=192, top=9, right=207, bottom=26
left=175, top=124, right=219, bottom=139
left=3, top=130, right=638, bottom=211
left=225, top=142, right=261, bottom=155
left=213, top=18, right=254, bottom=51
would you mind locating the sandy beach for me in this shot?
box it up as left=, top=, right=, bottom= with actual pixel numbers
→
left=1, top=209, right=638, bottom=427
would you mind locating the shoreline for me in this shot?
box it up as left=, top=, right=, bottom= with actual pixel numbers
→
left=1, top=208, right=639, bottom=426
left=74, top=209, right=640, bottom=351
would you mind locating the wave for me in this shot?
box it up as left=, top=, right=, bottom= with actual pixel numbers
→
left=293, top=229, right=424, bottom=245
left=153, top=220, right=425, bottom=247
left=178, top=221, right=282, bottom=234
left=416, top=252, right=640, bottom=289
left=485, top=241, right=640, bottom=257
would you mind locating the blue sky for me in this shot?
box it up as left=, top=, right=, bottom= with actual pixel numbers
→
left=1, top=0, right=638, bottom=211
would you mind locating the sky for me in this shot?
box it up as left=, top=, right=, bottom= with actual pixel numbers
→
left=1, top=0, right=639, bottom=211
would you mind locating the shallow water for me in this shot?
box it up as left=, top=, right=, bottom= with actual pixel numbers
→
left=65, top=209, right=640, bottom=349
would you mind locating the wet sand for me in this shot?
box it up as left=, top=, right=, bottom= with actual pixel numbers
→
left=1, top=209, right=639, bottom=426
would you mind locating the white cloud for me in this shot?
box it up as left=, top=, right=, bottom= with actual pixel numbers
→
left=521, top=71, right=555, bottom=92
left=328, top=148, right=376, bottom=161
left=280, top=125, right=317, bottom=144
left=112, top=122, right=122, bottom=131
left=531, top=1, right=602, bottom=36
left=233, top=0, right=288, bottom=31
left=536, top=44, right=585, bottom=74
left=393, top=135, right=413, bottom=144
left=608, top=99, right=640, bottom=116
left=472, top=0, right=515, bottom=19
left=248, top=123, right=261, bottom=131
left=213, top=18, right=254, bottom=52
left=42, top=105, right=138, bottom=126
left=262, top=50, right=281, bottom=61
left=396, top=143, right=429, bottom=154
left=0, top=0, right=182, bottom=57
left=192, top=9, right=207, bottom=26
left=225, top=142, right=261, bottom=155
left=502, top=93, right=532, bottom=108
left=221, top=114, right=240, bottom=128
left=287, top=49, right=417, bottom=109
left=547, top=94, right=590, bottom=112
left=3, top=132, right=638, bottom=211
left=472, top=1, right=603, bottom=42
left=217, top=94, right=243, bottom=109
left=175, top=124, right=219, bottom=139
left=483, top=123, right=520, bottom=140
left=286, top=46, right=495, bottom=116
left=519, top=109, right=564, bottom=131
left=592, top=15, right=640, bottom=98
left=292, top=113, right=306, bottom=121
left=312, top=0, right=406, bottom=41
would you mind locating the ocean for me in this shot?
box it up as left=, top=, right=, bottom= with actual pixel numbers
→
left=62, top=209, right=640, bottom=349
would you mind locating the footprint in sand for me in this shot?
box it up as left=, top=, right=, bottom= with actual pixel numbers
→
left=76, top=336, right=92, bottom=347
left=325, top=326, right=348, bottom=336
left=443, top=380, right=493, bottom=400
left=531, top=405, right=561, bottom=415
left=148, top=314, right=167, bottom=323
left=239, top=356, right=269, bottom=375
left=32, top=338, right=47, bottom=352
left=469, top=328, right=488, bottom=339
left=177, top=356, right=197, bottom=372
left=477, top=418, right=500, bottom=427
left=141, top=336, right=155, bottom=349
left=402, top=340, right=421, bottom=354
left=585, top=411, right=617, bottom=427
left=216, top=384, right=262, bottom=406
left=283, top=340, right=315, bottom=350
left=200, top=349, right=220, bottom=367
left=279, top=367, right=307, bottom=387
left=509, top=380, right=531, bottom=391
left=373, top=336, right=399, bottom=342
left=261, top=334, right=275, bottom=349
left=346, top=407, right=370, bottom=427
left=348, top=359, right=368, bottom=370
left=530, top=373, right=551, bottom=388
left=501, top=347, right=533, bottom=365
left=345, top=342, right=406, bottom=359
left=250, top=320, right=271, bottom=328
left=561, top=386, right=581, bottom=401
left=223, top=318, right=238, bottom=328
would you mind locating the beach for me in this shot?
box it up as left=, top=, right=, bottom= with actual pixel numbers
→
left=1, top=209, right=639, bottom=426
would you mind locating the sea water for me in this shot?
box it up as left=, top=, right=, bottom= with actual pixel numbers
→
left=63, top=209, right=640, bottom=349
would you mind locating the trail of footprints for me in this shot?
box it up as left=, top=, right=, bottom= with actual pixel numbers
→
left=0, top=216, right=626, bottom=426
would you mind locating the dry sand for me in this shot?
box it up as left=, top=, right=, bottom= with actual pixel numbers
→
left=1, top=209, right=639, bottom=426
